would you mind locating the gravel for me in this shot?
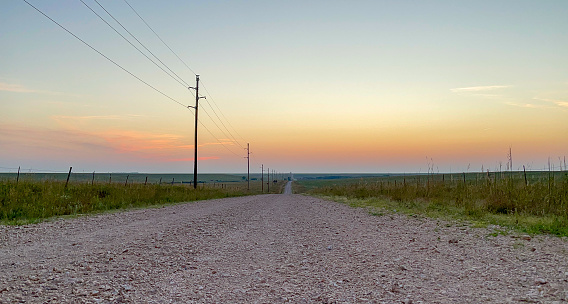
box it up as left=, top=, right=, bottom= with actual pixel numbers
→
left=1, top=192, right=568, bottom=303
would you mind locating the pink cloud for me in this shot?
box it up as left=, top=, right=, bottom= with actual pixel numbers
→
left=167, top=156, right=220, bottom=162
left=0, top=123, right=227, bottom=165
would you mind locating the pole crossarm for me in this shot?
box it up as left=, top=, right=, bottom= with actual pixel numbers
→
left=192, top=75, right=201, bottom=189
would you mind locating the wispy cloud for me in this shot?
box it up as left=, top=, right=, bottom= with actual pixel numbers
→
left=504, top=102, right=552, bottom=109
left=0, top=124, right=115, bottom=156
left=0, top=83, right=37, bottom=93
left=52, top=114, right=145, bottom=122
left=0, top=82, right=75, bottom=96
left=533, top=97, right=568, bottom=109
left=0, top=123, right=228, bottom=164
left=450, top=85, right=512, bottom=93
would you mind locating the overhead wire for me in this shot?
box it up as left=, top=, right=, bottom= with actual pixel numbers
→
left=120, top=0, right=248, bottom=152
left=23, top=0, right=246, bottom=161
left=197, top=83, right=246, bottom=149
left=200, top=81, right=248, bottom=145
left=78, top=0, right=190, bottom=90
left=85, top=0, right=241, bottom=157
left=122, top=0, right=197, bottom=76
left=91, top=0, right=190, bottom=89
left=22, top=0, right=192, bottom=110
left=198, top=106, right=237, bottom=146
left=197, top=120, right=243, bottom=158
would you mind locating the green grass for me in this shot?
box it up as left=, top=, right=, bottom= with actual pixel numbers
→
left=298, top=172, right=568, bottom=236
left=0, top=173, right=249, bottom=185
left=0, top=178, right=287, bottom=225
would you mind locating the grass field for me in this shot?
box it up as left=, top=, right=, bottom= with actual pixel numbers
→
left=295, top=171, right=568, bottom=236
left=0, top=174, right=286, bottom=225
left=0, top=172, right=250, bottom=185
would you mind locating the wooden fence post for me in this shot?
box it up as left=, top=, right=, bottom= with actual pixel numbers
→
left=65, top=167, right=72, bottom=189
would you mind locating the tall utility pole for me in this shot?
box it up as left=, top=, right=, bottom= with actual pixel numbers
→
left=261, top=164, right=264, bottom=193
left=188, top=75, right=205, bottom=189
left=246, top=143, right=250, bottom=190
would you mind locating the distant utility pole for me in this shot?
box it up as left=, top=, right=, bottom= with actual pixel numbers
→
left=261, top=164, right=264, bottom=193
left=267, top=167, right=270, bottom=192
left=245, top=143, right=250, bottom=190
left=188, top=75, right=206, bottom=189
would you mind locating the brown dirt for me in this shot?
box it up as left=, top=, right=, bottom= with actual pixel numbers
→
left=1, top=193, right=568, bottom=303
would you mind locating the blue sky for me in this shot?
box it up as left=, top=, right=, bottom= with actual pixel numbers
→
left=1, top=1, right=567, bottom=173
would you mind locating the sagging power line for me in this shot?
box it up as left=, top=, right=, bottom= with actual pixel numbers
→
left=122, top=0, right=197, bottom=76
left=200, top=81, right=247, bottom=149
left=118, top=0, right=247, bottom=150
left=22, top=0, right=254, bottom=176
left=89, top=0, right=191, bottom=88
left=22, top=0, right=190, bottom=109
left=112, top=0, right=247, bottom=156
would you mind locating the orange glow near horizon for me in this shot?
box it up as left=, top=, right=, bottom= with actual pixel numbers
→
left=2, top=1, right=568, bottom=173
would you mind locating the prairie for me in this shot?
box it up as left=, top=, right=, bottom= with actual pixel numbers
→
left=296, top=171, right=568, bottom=236
left=0, top=173, right=286, bottom=225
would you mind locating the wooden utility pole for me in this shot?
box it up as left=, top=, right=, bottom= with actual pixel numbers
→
left=261, top=164, right=264, bottom=193
left=267, top=167, right=270, bottom=192
left=188, top=75, right=206, bottom=189
left=246, top=143, right=250, bottom=190
left=193, top=75, right=199, bottom=189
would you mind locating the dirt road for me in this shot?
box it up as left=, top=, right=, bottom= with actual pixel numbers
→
left=1, top=193, right=568, bottom=303
left=284, top=181, right=292, bottom=195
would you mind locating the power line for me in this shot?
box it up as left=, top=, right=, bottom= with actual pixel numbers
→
left=120, top=0, right=247, bottom=149
left=23, top=0, right=245, bottom=161
left=22, top=0, right=190, bottom=109
left=79, top=0, right=189, bottom=89
left=200, top=81, right=248, bottom=144
left=199, top=106, right=234, bottom=141
left=122, top=0, right=197, bottom=76
left=92, top=0, right=190, bottom=88
left=199, top=88, right=246, bottom=149
left=197, top=118, right=243, bottom=158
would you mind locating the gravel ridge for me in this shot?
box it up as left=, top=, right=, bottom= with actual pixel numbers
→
left=1, top=194, right=568, bottom=303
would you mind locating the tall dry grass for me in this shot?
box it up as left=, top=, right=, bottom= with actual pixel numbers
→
left=0, top=180, right=252, bottom=224
left=305, top=171, right=568, bottom=235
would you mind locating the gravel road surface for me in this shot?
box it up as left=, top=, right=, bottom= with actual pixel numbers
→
left=1, top=192, right=568, bottom=303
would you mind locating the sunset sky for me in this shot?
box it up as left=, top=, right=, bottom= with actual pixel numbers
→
left=1, top=0, right=567, bottom=174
